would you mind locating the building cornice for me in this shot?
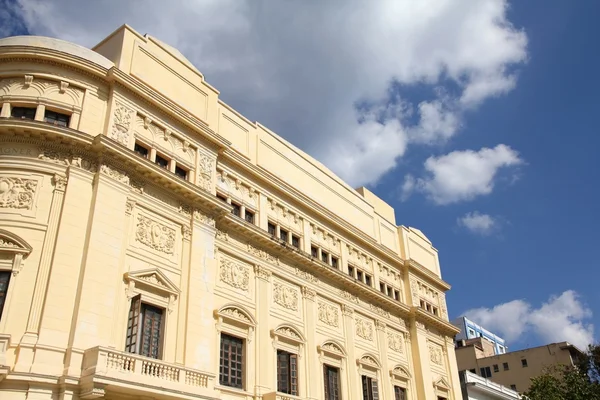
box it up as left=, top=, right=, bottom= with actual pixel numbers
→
left=414, top=308, right=459, bottom=336
left=405, top=259, right=451, bottom=291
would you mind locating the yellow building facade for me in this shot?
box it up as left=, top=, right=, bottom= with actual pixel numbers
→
left=0, top=25, right=461, bottom=400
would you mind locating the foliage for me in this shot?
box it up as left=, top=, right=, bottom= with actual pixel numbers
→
left=524, top=344, right=600, bottom=400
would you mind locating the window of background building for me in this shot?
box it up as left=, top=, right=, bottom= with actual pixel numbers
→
left=11, top=106, right=36, bottom=120
left=503, top=362, right=509, bottom=371
left=125, top=294, right=164, bottom=359
left=44, top=109, right=70, bottom=127
left=323, top=365, right=340, bottom=400
left=510, top=385, right=517, bottom=391
left=493, top=364, right=499, bottom=373
left=469, top=369, right=476, bottom=374
left=219, top=333, right=244, bottom=389
left=0, top=271, right=10, bottom=320
left=394, top=386, right=406, bottom=400
left=480, top=366, right=492, bottom=378
left=521, top=359, right=528, bottom=368
left=277, top=350, right=298, bottom=395
left=361, top=375, right=379, bottom=400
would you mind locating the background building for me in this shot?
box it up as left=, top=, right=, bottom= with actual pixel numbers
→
left=453, top=317, right=507, bottom=356
left=0, top=25, right=462, bottom=400
left=455, top=339, right=583, bottom=394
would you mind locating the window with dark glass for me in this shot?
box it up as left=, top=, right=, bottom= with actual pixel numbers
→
left=469, top=369, right=476, bottom=374
left=349, top=266, right=356, bottom=278
left=394, top=290, right=400, bottom=301
left=0, top=271, right=11, bottom=321
left=134, top=142, right=149, bottom=158
left=44, top=110, right=70, bottom=127
left=11, top=106, right=36, bottom=120
left=331, top=256, right=338, bottom=268
left=321, top=251, right=329, bottom=263
left=432, top=307, right=438, bottom=316
left=364, top=274, right=372, bottom=286
left=268, top=222, right=277, bottom=236
left=280, top=228, right=289, bottom=243
left=155, top=154, right=169, bottom=169
left=174, top=165, right=188, bottom=180
left=361, top=375, right=379, bottom=400
left=503, top=362, right=509, bottom=371
left=393, top=386, right=406, bottom=400
left=219, top=333, right=244, bottom=389
left=311, top=245, right=318, bottom=258
left=480, top=366, right=492, bottom=378
left=379, top=282, right=385, bottom=293
left=125, top=295, right=164, bottom=359
left=493, top=364, right=499, bottom=373
left=245, top=209, right=255, bottom=224
left=510, top=385, right=517, bottom=391
left=217, top=193, right=228, bottom=202
left=357, top=270, right=363, bottom=282
left=231, top=202, right=241, bottom=217
left=277, top=350, right=298, bottom=395
left=521, top=359, right=528, bottom=368
left=291, top=234, right=300, bottom=248
left=323, top=365, right=340, bottom=400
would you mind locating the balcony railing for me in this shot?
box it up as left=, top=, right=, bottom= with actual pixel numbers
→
left=81, top=346, right=215, bottom=399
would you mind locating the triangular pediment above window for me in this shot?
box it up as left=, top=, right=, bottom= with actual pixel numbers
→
left=0, top=229, right=32, bottom=255
left=124, top=268, right=180, bottom=297
left=434, top=377, right=451, bottom=391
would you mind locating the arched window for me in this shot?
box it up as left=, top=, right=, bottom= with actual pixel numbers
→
left=318, top=340, right=347, bottom=400
left=272, top=324, right=306, bottom=396
left=357, top=354, right=382, bottom=400
left=390, top=365, right=412, bottom=400
left=0, top=229, right=32, bottom=324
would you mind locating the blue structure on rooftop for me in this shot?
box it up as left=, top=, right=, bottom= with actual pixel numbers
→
left=452, top=316, right=508, bottom=355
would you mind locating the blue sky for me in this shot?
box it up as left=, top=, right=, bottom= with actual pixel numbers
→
left=1, top=0, right=598, bottom=351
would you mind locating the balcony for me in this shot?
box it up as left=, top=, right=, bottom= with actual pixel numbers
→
left=462, top=370, right=521, bottom=399
left=80, top=346, right=216, bottom=400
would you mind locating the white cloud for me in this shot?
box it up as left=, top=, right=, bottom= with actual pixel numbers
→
left=402, top=144, right=523, bottom=204
left=463, top=290, right=594, bottom=350
left=457, top=212, right=497, bottom=235
left=4, top=0, right=527, bottom=187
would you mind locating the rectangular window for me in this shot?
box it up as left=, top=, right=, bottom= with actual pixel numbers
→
left=349, top=266, right=356, bottom=278
left=311, top=245, right=318, bottom=258
left=244, top=210, right=255, bottom=224
left=280, top=228, right=289, bottom=243
left=155, top=154, right=169, bottom=169
left=268, top=222, right=277, bottom=236
left=394, top=290, right=400, bottom=301
left=231, top=202, right=241, bottom=217
left=469, top=369, right=476, bottom=374
left=44, top=110, right=70, bottom=127
left=174, top=165, right=188, bottom=180
left=331, top=256, right=338, bottom=268
left=521, top=359, right=528, bottom=368
left=361, top=375, right=379, bottom=400
left=503, top=362, right=509, bottom=371
left=379, top=282, right=384, bottom=293
left=219, top=333, right=244, bottom=389
left=0, top=271, right=11, bottom=320
left=134, top=142, right=149, bottom=158
left=394, top=386, right=406, bottom=400
left=291, top=234, right=300, bottom=248
left=323, top=365, right=340, bottom=400
left=277, top=350, right=298, bottom=395
left=217, top=193, right=228, bottom=202
left=510, top=385, right=517, bottom=391
left=125, top=295, right=164, bottom=359
left=11, top=106, right=36, bottom=120
left=364, top=274, right=372, bottom=286
left=432, top=307, right=438, bottom=316
left=321, top=251, right=329, bottom=263
left=480, top=367, right=492, bottom=378
left=493, top=364, right=499, bottom=373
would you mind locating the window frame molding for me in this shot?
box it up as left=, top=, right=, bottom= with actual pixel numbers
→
left=0, top=230, right=32, bottom=330
left=433, top=377, right=452, bottom=399
left=319, top=340, right=348, bottom=400
left=214, top=304, right=256, bottom=393
left=390, top=364, right=412, bottom=391
left=2, top=97, right=80, bottom=129
left=272, top=324, right=306, bottom=396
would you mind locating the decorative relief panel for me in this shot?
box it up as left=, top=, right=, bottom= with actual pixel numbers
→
left=0, top=177, right=37, bottom=210
left=429, top=343, right=444, bottom=366
left=318, top=301, right=339, bottom=327
left=274, top=282, right=298, bottom=311
left=410, top=278, right=420, bottom=306
left=387, top=331, right=404, bottom=353
left=248, top=243, right=278, bottom=264
left=369, top=304, right=390, bottom=319
left=355, top=316, right=374, bottom=341
left=219, top=258, right=250, bottom=291
left=110, top=102, right=133, bottom=146
left=198, top=154, right=213, bottom=191
left=135, top=214, right=176, bottom=254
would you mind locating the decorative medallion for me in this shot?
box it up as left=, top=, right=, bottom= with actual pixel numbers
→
left=135, top=214, right=176, bottom=254
left=318, top=302, right=339, bottom=327
left=219, top=259, right=250, bottom=291
left=274, top=282, right=298, bottom=311
left=355, top=317, right=374, bottom=341
left=0, top=177, right=37, bottom=210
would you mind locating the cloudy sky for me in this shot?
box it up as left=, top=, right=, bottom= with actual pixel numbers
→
left=2, top=0, right=598, bottom=351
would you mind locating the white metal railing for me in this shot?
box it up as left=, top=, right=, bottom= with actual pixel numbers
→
left=83, top=346, right=212, bottom=389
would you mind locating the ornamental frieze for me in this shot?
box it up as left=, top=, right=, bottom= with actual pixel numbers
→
left=318, top=302, right=339, bottom=327
left=0, top=177, right=37, bottom=210
left=219, top=259, right=250, bottom=291
left=273, top=282, right=298, bottom=311
left=135, top=214, right=176, bottom=254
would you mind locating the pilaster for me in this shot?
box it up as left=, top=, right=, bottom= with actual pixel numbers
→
left=375, top=320, right=392, bottom=400
left=15, top=173, right=67, bottom=373
left=254, top=264, right=272, bottom=397
left=175, top=223, right=192, bottom=364
left=302, top=286, right=319, bottom=400
left=410, top=320, right=433, bottom=400
left=342, top=305, right=358, bottom=400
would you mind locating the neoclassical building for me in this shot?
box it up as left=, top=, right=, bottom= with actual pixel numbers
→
left=0, top=25, right=461, bottom=400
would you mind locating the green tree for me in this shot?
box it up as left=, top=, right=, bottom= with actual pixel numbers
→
left=524, top=344, right=600, bottom=400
